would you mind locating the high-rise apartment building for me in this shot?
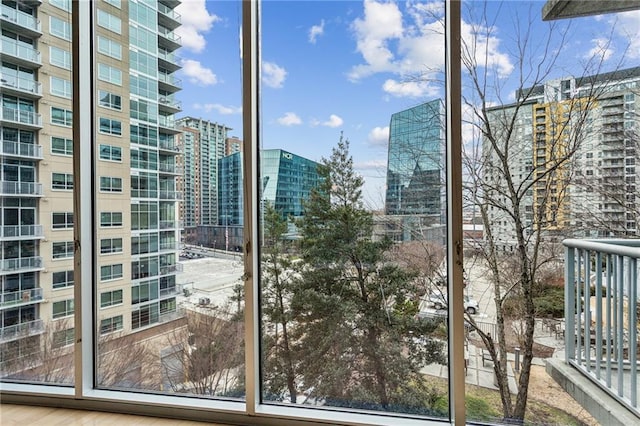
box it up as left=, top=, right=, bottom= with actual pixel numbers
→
left=484, top=66, right=640, bottom=243
left=0, top=0, right=183, bottom=375
left=381, top=99, right=446, bottom=243
left=176, top=117, right=230, bottom=243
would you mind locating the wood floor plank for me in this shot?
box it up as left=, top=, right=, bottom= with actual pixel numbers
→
left=0, top=404, right=232, bottom=425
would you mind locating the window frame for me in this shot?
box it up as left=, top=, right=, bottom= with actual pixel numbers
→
left=100, top=237, right=123, bottom=255
left=99, top=176, right=123, bottom=192
left=51, top=136, right=73, bottom=156
left=52, top=270, right=74, bottom=289
left=51, top=106, right=73, bottom=127
left=52, top=299, right=74, bottom=319
left=52, top=241, right=74, bottom=259
left=99, top=211, right=123, bottom=227
left=49, top=46, right=72, bottom=70
left=51, top=172, right=74, bottom=190
left=52, top=211, right=74, bottom=229
left=3, top=3, right=467, bottom=426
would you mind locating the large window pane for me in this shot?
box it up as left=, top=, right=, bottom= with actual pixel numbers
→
left=259, top=1, right=449, bottom=419
left=93, top=0, right=245, bottom=400
left=0, top=1, right=75, bottom=386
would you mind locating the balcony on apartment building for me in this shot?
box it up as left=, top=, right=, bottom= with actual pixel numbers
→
left=0, top=287, right=44, bottom=309
left=0, top=75, right=42, bottom=99
left=158, top=26, right=181, bottom=51
left=1, top=140, right=44, bottom=160
left=0, top=39, right=41, bottom=68
left=0, top=224, right=44, bottom=240
left=157, top=3, right=181, bottom=30
left=0, top=256, right=44, bottom=274
left=0, top=4, right=41, bottom=37
left=0, top=107, right=42, bottom=130
left=547, top=238, right=639, bottom=425
left=0, top=181, right=43, bottom=197
left=157, top=48, right=181, bottom=72
left=0, top=318, right=44, bottom=344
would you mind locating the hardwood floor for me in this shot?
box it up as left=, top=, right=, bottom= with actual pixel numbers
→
left=0, top=404, right=231, bottom=425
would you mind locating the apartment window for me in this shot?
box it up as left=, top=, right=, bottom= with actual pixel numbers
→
left=49, top=0, right=71, bottom=12
left=52, top=241, right=74, bottom=259
left=97, top=9, right=121, bottom=34
left=104, top=0, right=122, bottom=8
left=131, top=303, right=159, bottom=329
left=52, top=173, right=73, bottom=190
left=100, top=289, right=123, bottom=308
left=51, top=107, right=72, bottom=126
left=98, top=90, right=122, bottom=110
left=52, top=212, right=73, bottom=229
left=99, top=144, right=122, bottom=162
left=100, top=176, right=122, bottom=192
left=49, top=46, right=72, bottom=70
left=100, top=238, right=123, bottom=254
left=98, top=63, right=122, bottom=86
left=100, top=264, right=123, bottom=281
left=50, top=16, right=71, bottom=40
left=51, top=137, right=73, bottom=156
left=52, top=299, right=74, bottom=319
left=100, top=211, right=123, bottom=227
left=53, top=328, right=75, bottom=348
left=100, top=315, right=123, bottom=335
left=97, top=36, right=122, bottom=60
left=52, top=270, right=74, bottom=289
left=99, top=118, right=122, bottom=136
left=50, top=76, right=72, bottom=98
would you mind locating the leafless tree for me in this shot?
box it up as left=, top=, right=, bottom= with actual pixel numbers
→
left=461, top=2, right=631, bottom=420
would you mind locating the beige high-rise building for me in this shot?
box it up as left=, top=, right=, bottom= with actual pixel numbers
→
left=1, top=0, right=183, bottom=375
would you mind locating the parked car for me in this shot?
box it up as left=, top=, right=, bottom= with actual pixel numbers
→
left=428, top=293, right=479, bottom=315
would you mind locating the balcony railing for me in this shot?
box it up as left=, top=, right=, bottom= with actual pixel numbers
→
left=0, top=287, right=44, bottom=308
left=160, top=263, right=183, bottom=275
left=1, top=5, right=41, bottom=33
left=0, top=181, right=43, bottom=196
left=564, top=238, right=639, bottom=417
left=0, top=38, right=41, bottom=65
left=159, top=190, right=182, bottom=200
left=0, top=224, right=44, bottom=240
left=1, top=107, right=42, bottom=127
left=159, top=306, right=184, bottom=324
left=0, top=256, right=44, bottom=273
left=1, top=140, right=43, bottom=160
left=158, top=72, right=182, bottom=89
left=0, top=74, right=42, bottom=97
left=0, top=319, right=44, bottom=343
left=157, top=3, right=181, bottom=23
left=159, top=163, right=183, bottom=174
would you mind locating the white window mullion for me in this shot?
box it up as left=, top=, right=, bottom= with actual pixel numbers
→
left=72, top=0, right=95, bottom=398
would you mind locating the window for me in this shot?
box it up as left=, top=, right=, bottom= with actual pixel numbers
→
left=104, top=0, right=122, bottom=8
left=97, top=36, right=122, bottom=60
left=53, top=328, right=75, bottom=348
left=52, top=212, right=73, bottom=229
left=99, top=144, right=122, bottom=161
left=100, top=176, right=122, bottom=192
left=52, top=270, right=74, bottom=289
left=52, top=299, right=74, bottom=319
left=100, top=264, right=123, bottom=281
left=50, top=76, right=72, bottom=98
left=50, top=46, right=72, bottom=70
left=52, top=241, right=74, bottom=259
left=49, top=0, right=71, bottom=12
left=99, top=118, right=122, bottom=136
left=100, top=211, right=123, bottom=227
left=51, top=137, right=73, bottom=156
left=51, top=107, right=72, bottom=126
left=51, top=173, right=73, bottom=190
left=97, top=9, right=121, bottom=34
left=50, top=16, right=71, bottom=40
left=100, top=238, right=123, bottom=254
left=98, top=63, right=122, bottom=86
left=100, top=289, right=123, bottom=308
left=98, top=90, right=122, bottom=110
left=100, top=316, right=123, bottom=335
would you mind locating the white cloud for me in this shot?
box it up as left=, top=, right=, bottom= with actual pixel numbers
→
left=348, top=0, right=404, bottom=80
left=181, top=59, right=217, bottom=85
left=354, top=159, right=387, bottom=171
left=368, top=126, right=389, bottom=147
left=382, top=79, right=438, bottom=98
left=611, top=10, right=640, bottom=59
left=175, top=0, right=220, bottom=53
left=194, top=103, right=242, bottom=115
left=322, top=114, right=344, bottom=128
left=277, top=112, right=302, bottom=126
left=585, top=37, right=614, bottom=61
left=309, top=19, right=325, bottom=44
left=348, top=1, right=513, bottom=94
left=262, top=61, right=287, bottom=88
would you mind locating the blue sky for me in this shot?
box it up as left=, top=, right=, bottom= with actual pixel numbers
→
left=173, top=0, right=640, bottom=209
